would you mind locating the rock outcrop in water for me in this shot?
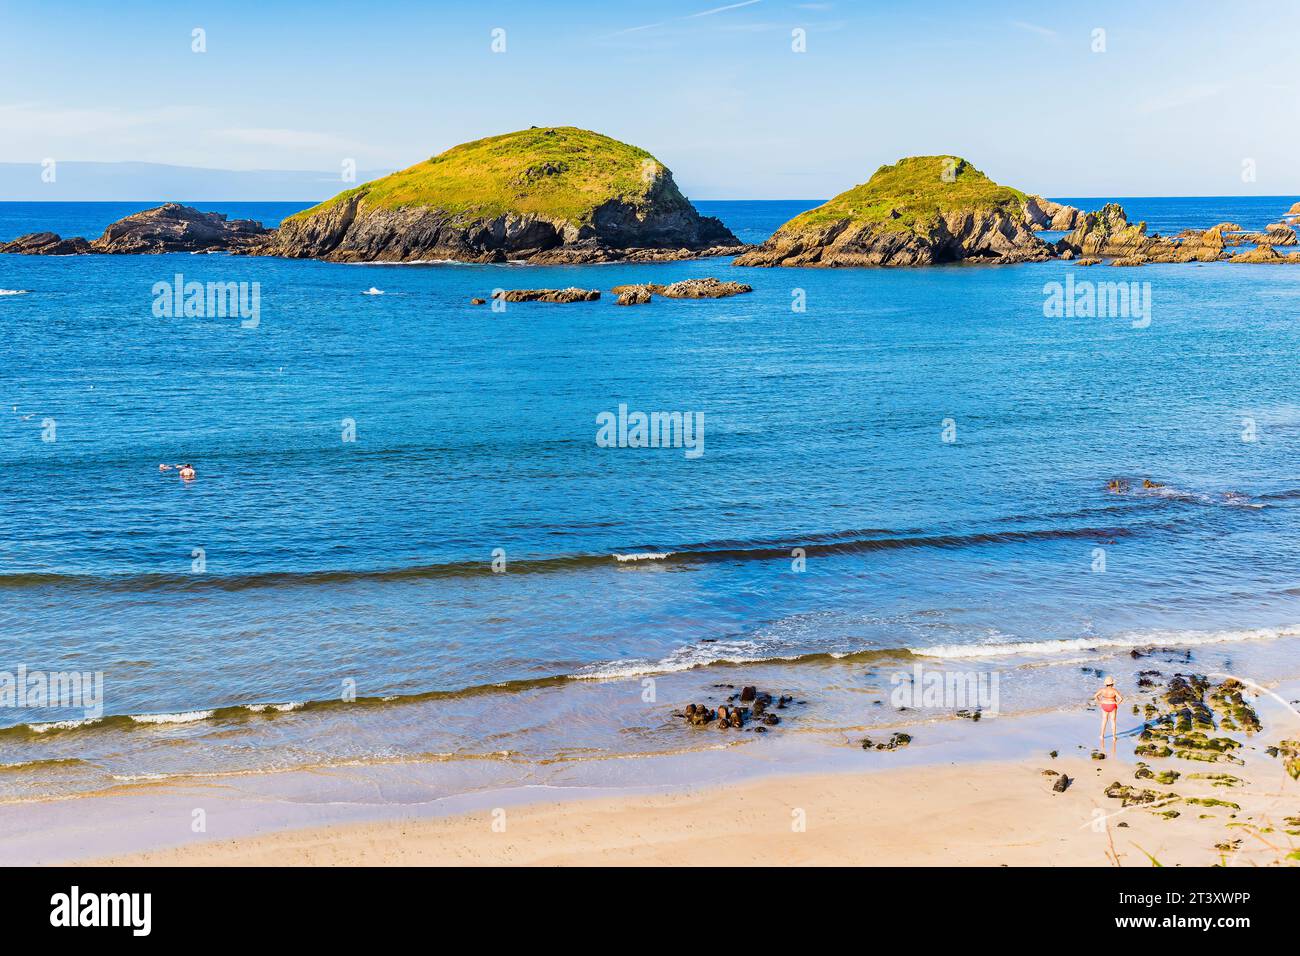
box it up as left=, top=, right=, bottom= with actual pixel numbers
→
left=491, top=288, right=601, bottom=303
left=261, top=127, right=743, bottom=264
left=1058, top=204, right=1237, bottom=264
left=0, top=232, right=93, bottom=255
left=610, top=277, right=753, bottom=302
left=1226, top=244, right=1300, bottom=264
left=1024, top=196, right=1086, bottom=231
left=734, top=156, right=1053, bottom=267
left=0, top=203, right=270, bottom=255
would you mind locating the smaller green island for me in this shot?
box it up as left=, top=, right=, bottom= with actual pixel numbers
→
left=735, top=156, right=1052, bottom=267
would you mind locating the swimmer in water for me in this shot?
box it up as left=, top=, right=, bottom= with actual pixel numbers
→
left=178, top=464, right=196, bottom=480
left=159, top=464, right=172, bottom=472
left=1093, top=676, right=1123, bottom=742
left=1142, top=479, right=1164, bottom=489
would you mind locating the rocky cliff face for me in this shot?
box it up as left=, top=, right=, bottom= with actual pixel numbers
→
left=262, top=181, right=739, bottom=264
left=1023, top=196, right=1086, bottom=231
left=735, top=208, right=1052, bottom=267
left=734, top=156, right=1052, bottom=267
left=0, top=203, right=270, bottom=255
left=260, top=127, right=742, bottom=264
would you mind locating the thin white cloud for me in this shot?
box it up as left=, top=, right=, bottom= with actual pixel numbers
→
left=686, top=0, right=762, bottom=18
left=607, top=21, right=669, bottom=37
left=1009, top=20, right=1057, bottom=39
left=605, top=0, right=762, bottom=39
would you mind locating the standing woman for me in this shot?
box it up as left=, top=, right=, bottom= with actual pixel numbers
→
left=1093, top=676, right=1122, bottom=742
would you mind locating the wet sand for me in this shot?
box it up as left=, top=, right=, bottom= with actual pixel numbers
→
left=89, top=752, right=1297, bottom=867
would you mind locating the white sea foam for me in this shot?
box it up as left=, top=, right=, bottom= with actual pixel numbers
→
left=26, top=717, right=104, bottom=733
left=361, top=287, right=384, bottom=295
left=573, top=639, right=779, bottom=679
left=0, top=289, right=31, bottom=296
left=346, top=258, right=472, bottom=266
left=1139, top=485, right=1263, bottom=508
left=915, top=625, right=1300, bottom=660
left=612, top=551, right=673, bottom=562
left=129, top=709, right=214, bottom=725
left=244, top=702, right=304, bottom=713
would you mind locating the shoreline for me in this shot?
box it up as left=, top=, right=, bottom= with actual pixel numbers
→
left=0, top=679, right=1291, bottom=866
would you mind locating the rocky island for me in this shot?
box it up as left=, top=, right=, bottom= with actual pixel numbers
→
left=263, top=126, right=742, bottom=264
left=734, top=154, right=1298, bottom=268
left=0, top=203, right=270, bottom=256
left=734, top=156, right=1058, bottom=267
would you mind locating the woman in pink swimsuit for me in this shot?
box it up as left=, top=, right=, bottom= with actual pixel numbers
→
left=1093, top=676, right=1123, bottom=742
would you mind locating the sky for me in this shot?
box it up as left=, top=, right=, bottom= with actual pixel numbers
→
left=1, top=0, right=1297, bottom=199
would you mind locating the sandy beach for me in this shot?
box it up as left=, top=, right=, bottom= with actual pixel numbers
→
left=88, top=749, right=1297, bottom=867
left=0, top=670, right=1285, bottom=867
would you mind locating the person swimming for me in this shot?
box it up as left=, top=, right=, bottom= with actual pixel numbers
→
left=178, top=464, right=196, bottom=480
left=1093, top=676, right=1123, bottom=742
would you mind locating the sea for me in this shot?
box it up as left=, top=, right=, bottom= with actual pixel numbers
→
left=2, top=196, right=1300, bottom=802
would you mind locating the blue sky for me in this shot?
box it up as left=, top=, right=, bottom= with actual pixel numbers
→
left=1, top=0, right=1296, bottom=198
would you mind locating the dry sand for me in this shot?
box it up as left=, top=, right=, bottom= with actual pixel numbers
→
left=90, top=754, right=1298, bottom=867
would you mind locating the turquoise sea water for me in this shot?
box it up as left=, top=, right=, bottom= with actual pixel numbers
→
left=2, top=196, right=1300, bottom=797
